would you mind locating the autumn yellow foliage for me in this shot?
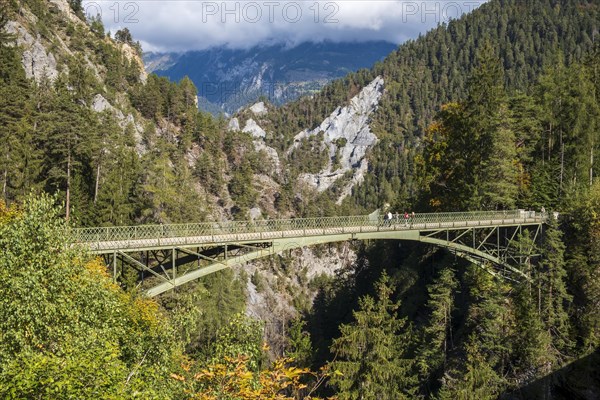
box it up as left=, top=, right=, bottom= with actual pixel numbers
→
left=0, top=200, right=21, bottom=225
left=173, top=355, right=336, bottom=400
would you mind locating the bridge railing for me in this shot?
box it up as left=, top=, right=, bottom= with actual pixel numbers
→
left=71, top=210, right=541, bottom=245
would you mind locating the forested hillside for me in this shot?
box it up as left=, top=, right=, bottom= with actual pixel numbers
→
left=276, top=0, right=600, bottom=397
left=259, top=0, right=599, bottom=213
left=0, top=0, right=599, bottom=398
left=0, top=0, right=279, bottom=225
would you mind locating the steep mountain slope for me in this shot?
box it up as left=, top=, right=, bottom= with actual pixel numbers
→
left=252, top=0, right=600, bottom=212
left=1, top=0, right=287, bottom=226
left=144, top=41, right=396, bottom=114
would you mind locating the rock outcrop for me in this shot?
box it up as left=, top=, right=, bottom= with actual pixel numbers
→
left=249, top=101, right=267, bottom=116
left=228, top=113, right=281, bottom=175
left=291, top=76, right=384, bottom=202
left=91, top=94, right=146, bottom=154
left=6, top=21, right=59, bottom=83
left=253, top=140, right=282, bottom=174
left=242, top=118, right=267, bottom=139
left=227, top=117, right=241, bottom=131
left=240, top=243, right=357, bottom=354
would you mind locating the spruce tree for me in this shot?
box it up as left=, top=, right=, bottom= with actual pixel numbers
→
left=329, top=272, right=418, bottom=400
left=440, top=266, right=514, bottom=396
left=567, top=182, right=600, bottom=353
left=0, top=0, right=14, bottom=45
left=513, top=283, right=553, bottom=377
left=467, top=42, right=519, bottom=210
left=422, top=42, right=520, bottom=211
left=438, top=342, right=504, bottom=400
left=40, top=80, right=93, bottom=222
left=285, top=317, right=313, bottom=367
left=0, top=38, right=34, bottom=203
left=537, top=215, right=574, bottom=360
left=479, top=106, right=519, bottom=210
left=417, top=266, right=458, bottom=389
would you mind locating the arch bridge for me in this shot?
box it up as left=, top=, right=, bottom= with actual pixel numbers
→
left=72, top=210, right=546, bottom=297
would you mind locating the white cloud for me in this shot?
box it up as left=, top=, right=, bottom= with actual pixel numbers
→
left=83, top=1, right=485, bottom=52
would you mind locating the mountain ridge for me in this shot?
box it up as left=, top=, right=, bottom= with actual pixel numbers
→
left=144, top=40, right=397, bottom=113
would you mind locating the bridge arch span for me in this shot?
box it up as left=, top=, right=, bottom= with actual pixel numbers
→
left=72, top=211, right=545, bottom=297
left=146, top=229, right=529, bottom=297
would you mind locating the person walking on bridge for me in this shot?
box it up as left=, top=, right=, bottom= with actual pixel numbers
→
left=404, top=211, right=409, bottom=227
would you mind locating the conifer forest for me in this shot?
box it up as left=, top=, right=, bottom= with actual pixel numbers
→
left=0, top=0, right=599, bottom=398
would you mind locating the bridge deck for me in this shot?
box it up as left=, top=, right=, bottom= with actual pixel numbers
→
left=72, top=210, right=545, bottom=254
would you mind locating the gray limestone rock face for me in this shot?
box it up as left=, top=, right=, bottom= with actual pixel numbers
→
left=291, top=76, right=384, bottom=199
left=92, top=94, right=123, bottom=117
left=249, top=101, right=267, bottom=116
left=227, top=117, right=241, bottom=131
left=249, top=207, right=262, bottom=220
left=6, top=21, right=58, bottom=83
left=90, top=94, right=145, bottom=155
left=253, top=140, right=281, bottom=175
left=242, top=118, right=267, bottom=139
left=47, top=0, right=82, bottom=24
left=228, top=112, right=280, bottom=174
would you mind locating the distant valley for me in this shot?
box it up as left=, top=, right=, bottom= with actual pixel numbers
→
left=144, top=41, right=397, bottom=114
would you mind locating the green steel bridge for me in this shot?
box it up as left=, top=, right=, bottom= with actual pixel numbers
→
left=72, top=210, right=546, bottom=297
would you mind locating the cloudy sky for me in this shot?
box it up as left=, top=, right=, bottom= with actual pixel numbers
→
left=83, top=1, right=486, bottom=52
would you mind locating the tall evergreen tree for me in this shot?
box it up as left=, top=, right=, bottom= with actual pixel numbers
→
left=537, top=216, right=574, bottom=360
left=40, top=80, right=93, bottom=221
left=329, top=272, right=418, bottom=400
left=438, top=341, right=505, bottom=400
left=441, top=266, right=514, bottom=396
left=535, top=61, right=599, bottom=202
left=417, top=266, right=458, bottom=391
left=0, top=0, right=14, bottom=45
left=478, top=106, right=519, bottom=210
left=513, top=283, right=553, bottom=377
left=567, top=182, right=600, bottom=352
left=0, top=29, right=36, bottom=203
left=421, top=43, right=520, bottom=211
left=468, top=42, right=519, bottom=210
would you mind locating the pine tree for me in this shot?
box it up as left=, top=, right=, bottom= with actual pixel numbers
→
left=420, top=102, right=475, bottom=210
left=421, top=43, right=520, bottom=211
left=9, top=112, right=44, bottom=200
left=0, top=38, right=35, bottom=203
left=467, top=42, right=519, bottom=210
left=465, top=41, right=504, bottom=124
left=567, top=182, right=600, bottom=353
left=438, top=342, right=505, bottom=400
left=40, top=81, right=93, bottom=222
left=509, top=228, right=554, bottom=376
left=92, top=138, right=140, bottom=226
left=0, top=0, right=14, bottom=45
left=535, top=61, right=599, bottom=202
left=479, top=105, right=519, bottom=210
left=285, top=317, right=313, bottom=367
left=137, top=139, right=178, bottom=223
